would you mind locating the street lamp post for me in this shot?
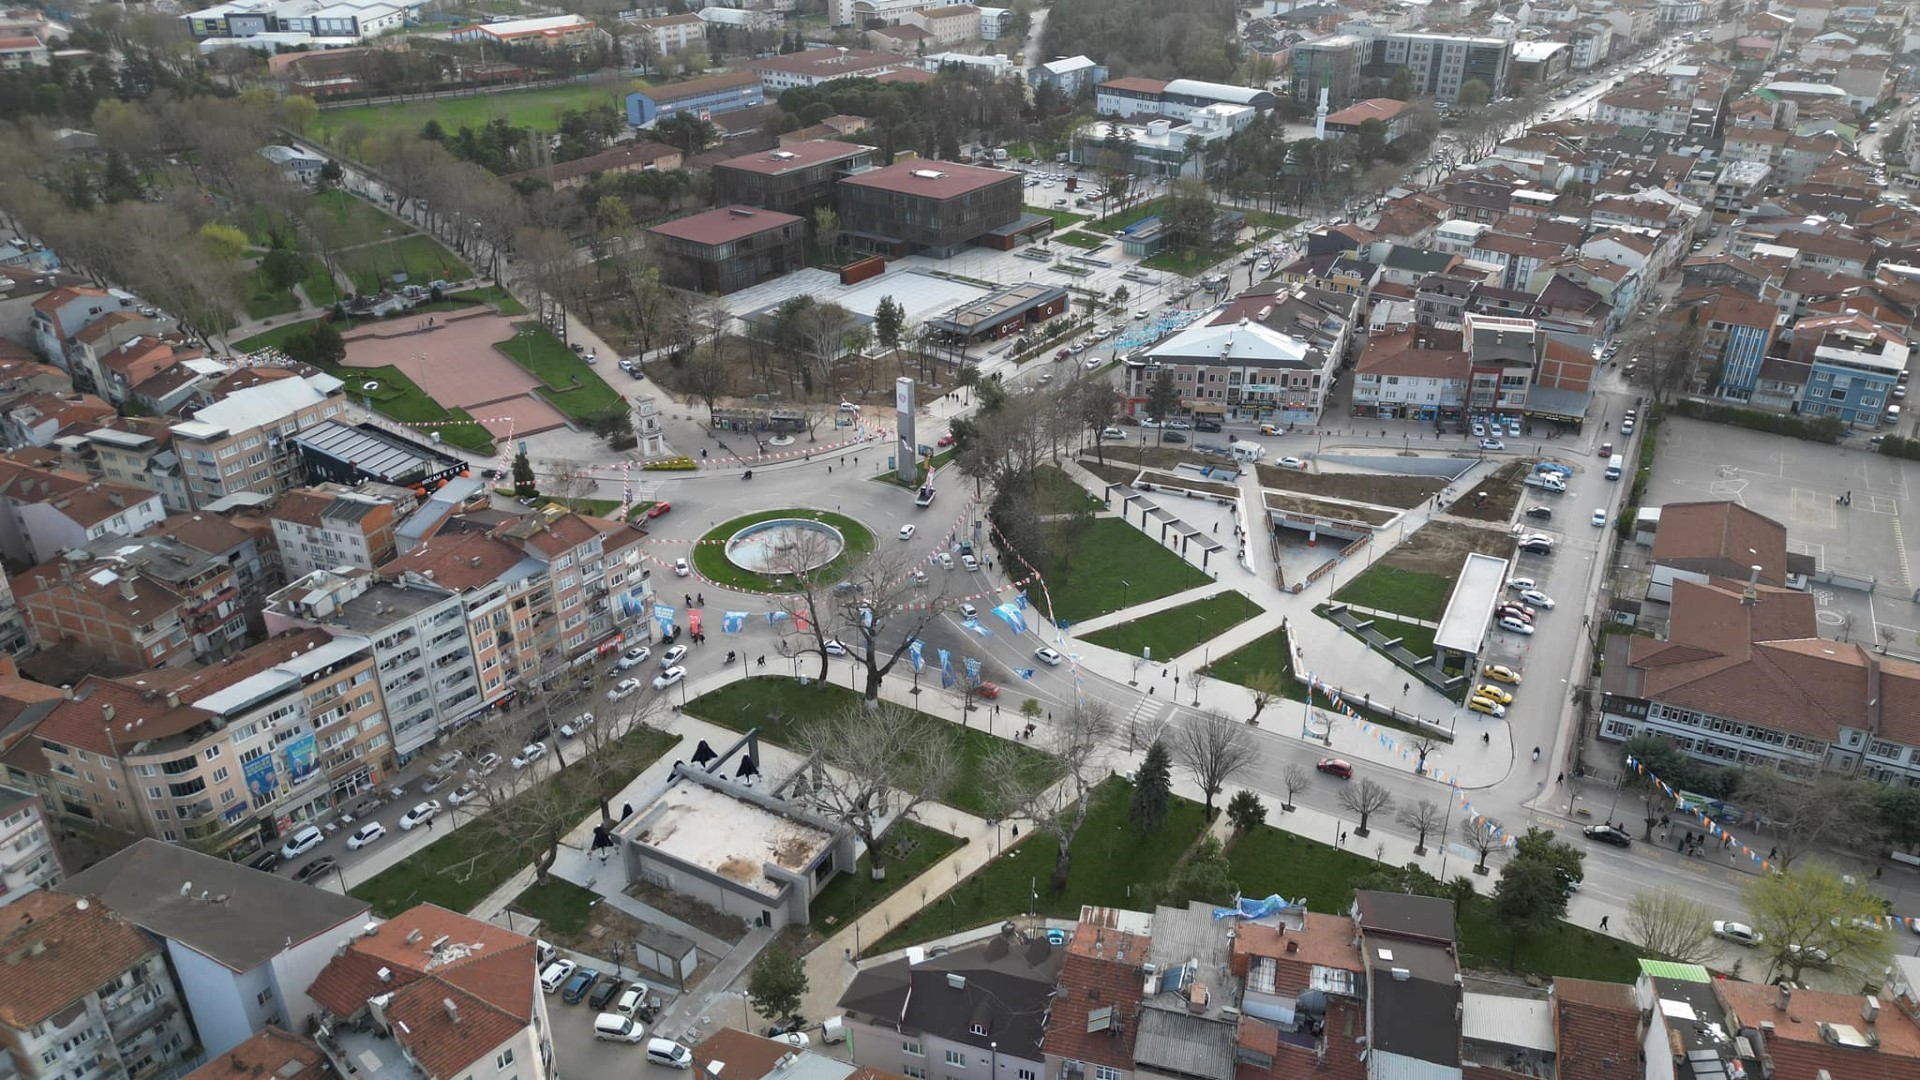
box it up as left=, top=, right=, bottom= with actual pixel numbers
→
left=1120, top=579, right=1131, bottom=610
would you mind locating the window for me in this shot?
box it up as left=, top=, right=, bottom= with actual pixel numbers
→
left=258, top=988, right=274, bottom=1006
left=903, top=1042, right=925, bottom=1058
left=1095, top=1068, right=1122, bottom=1080
left=903, top=1069, right=927, bottom=1080
left=944, top=1052, right=967, bottom=1068
left=1019, top=1071, right=1036, bottom=1080
left=969, top=1024, right=986, bottom=1036
left=496, top=1050, right=514, bottom=1070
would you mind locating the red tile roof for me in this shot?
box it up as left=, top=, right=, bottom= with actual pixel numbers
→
left=715, top=139, right=873, bottom=176
left=0, top=890, right=162, bottom=1028
left=31, top=675, right=217, bottom=756
left=1649, top=501, right=1788, bottom=585
left=1100, top=76, right=1169, bottom=94
left=382, top=529, right=528, bottom=591
left=1552, top=978, right=1639, bottom=1080
left=184, top=1027, right=334, bottom=1080
left=839, top=159, right=1018, bottom=200
left=1717, top=980, right=1920, bottom=1079
left=648, top=205, right=805, bottom=247
left=1043, top=915, right=1148, bottom=1069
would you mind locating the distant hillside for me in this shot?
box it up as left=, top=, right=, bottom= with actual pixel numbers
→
left=1039, top=0, right=1240, bottom=84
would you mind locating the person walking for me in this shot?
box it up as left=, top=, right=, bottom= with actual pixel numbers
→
left=1598, top=915, right=1609, bottom=931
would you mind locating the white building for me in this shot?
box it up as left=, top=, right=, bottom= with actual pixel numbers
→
left=260, top=145, right=327, bottom=184
left=58, top=839, right=372, bottom=1058
left=265, top=567, right=484, bottom=761
left=923, top=51, right=1014, bottom=76
left=834, top=0, right=965, bottom=27
left=1071, top=106, right=1252, bottom=179
left=629, top=12, right=703, bottom=56
left=184, top=0, right=423, bottom=45
left=1353, top=326, right=1471, bottom=417
left=0, top=786, right=60, bottom=903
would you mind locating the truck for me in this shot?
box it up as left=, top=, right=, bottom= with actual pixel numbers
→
left=1524, top=473, right=1567, bottom=492
left=993, top=148, right=1008, bottom=161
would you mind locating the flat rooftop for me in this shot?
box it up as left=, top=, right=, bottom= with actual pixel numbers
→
left=632, top=782, right=834, bottom=890
left=714, top=139, right=872, bottom=176
left=649, top=205, right=804, bottom=247
left=1434, top=550, right=1510, bottom=657
left=839, top=159, right=1016, bottom=200
left=927, top=281, right=1068, bottom=333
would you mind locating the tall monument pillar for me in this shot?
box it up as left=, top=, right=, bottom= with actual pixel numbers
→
left=633, top=393, right=666, bottom=457
left=895, top=377, right=918, bottom=483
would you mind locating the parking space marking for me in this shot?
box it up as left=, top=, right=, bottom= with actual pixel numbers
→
left=1894, top=516, right=1913, bottom=588
left=1790, top=486, right=1838, bottom=529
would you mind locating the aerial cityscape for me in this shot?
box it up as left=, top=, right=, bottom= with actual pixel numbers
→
left=0, top=0, right=1918, bottom=1077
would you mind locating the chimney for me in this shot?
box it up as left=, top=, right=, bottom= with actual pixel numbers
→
left=1864, top=995, right=1880, bottom=1024
left=103, top=703, right=116, bottom=726
left=119, top=576, right=136, bottom=602
left=1777, top=984, right=1792, bottom=1011
left=165, top=691, right=180, bottom=709
left=443, top=997, right=459, bottom=1024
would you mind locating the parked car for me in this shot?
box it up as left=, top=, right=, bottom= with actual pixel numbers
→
left=541, top=959, right=578, bottom=993
left=615, top=984, right=651, bottom=1018
left=590, top=976, right=626, bottom=1011
left=594, top=1013, right=647, bottom=1043
left=1316, top=757, right=1353, bottom=779
left=281, top=825, right=325, bottom=861
left=961, top=553, right=980, bottom=571
left=1583, top=824, right=1633, bottom=848
left=1506, top=576, right=1536, bottom=592
left=1591, top=509, right=1608, bottom=527
left=346, top=821, right=387, bottom=850
left=1524, top=506, right=1553, bottom=520
left=653, top=667, right=687, bottom=690
left=1518, top=537, right=1555, bottom=555
left=1278, top=456, right=1307, bottom=469
left=559, top=713, right=594, bottom=739
left=294, top=856, right=338, bottom=884
left=562, top=968, right=602, bottom=1004
left=398, top=801, right=441, bottom=831
left=246, top=849, right=282, bottom=872
left=1484, top=663, right=1523, bottom=684
left=1498, top=615, right=1535, bottom=635
left=1473, top=684, right=1513, bottom=705
left=1519, top=589, right=1555, bottom=609
left=512, top=743, right=548, bottom=769
left=1480, top=438, right=1506, bottom=451
left=822, top=639, right=849, bottom=656
left=1467, top=696, right=1506, bottom=717
left=447, top=784, right=481, bottom=807
left=1713, top=921, right=1763, bottom=947
left=608, top=679, right=642, bottom=702
left=470, top=752, right=503, bottom=776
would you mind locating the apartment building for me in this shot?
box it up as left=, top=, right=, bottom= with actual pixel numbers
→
left=52, top=420, right=196, bottom=514
left=711, top=141, right=877, bottom=220
left=264, top=567, right=483, bottom=761
left=270, top=487, right=401, bottom=581
left=1289, top=34, right=1365, bottom=108
left=630, top=12, right=703, bottom=57
left=1126, top=283, right=1356, bottom=424
left=0, top=460, right=167, bottom=566
left=1369, top=32, right=1512, bottom=103
left=840, top=930, right=1064, bottom=1080
left=60, top=840, right=369, bottom=1058
left=901, top=5, right=978, bottom=45
left=12, top=529, right=252, bottom=669
left=0, top=891, right=197, bottom=1080
left=170, top=370, right=347, bottom=507
left=751, top=47, right=904, bottom=91
left=1463, top=313, right=1540, bottom=420
left=2, top=392, right=115, bottom=449
left=28, top=286, right=148, bottom=373
left=1352, top=325, right=1471, bottom=420
left=307, top=904, right=554, bottom=1080
left=837, top=160, right=1021, bottom=258
left=1790, top=312, right=1907, bottom=426
left=0, top=786, right=61, bottom=904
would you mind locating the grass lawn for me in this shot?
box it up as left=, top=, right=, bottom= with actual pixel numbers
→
left=1226, top=824, right=1639, bottom=981
left=1033, top=465, right=1100, bottom=514
left=330, top=362, right=495, bottom=454
left=690, top=509, right=875, bottom=593
left=1038, top=518, right=1210, bottom=625
left=1369, top=615, right=1436, bottom=659
left=511, top=877, right=600, bottom=935
left=312, top=82, right=638, bottom=143
left=684, top=678, right=1053, bottom=820
left=340, top=234, right=471, bottom=295
left=233, top=318, right=325, bottom=353
left=1241, top=210, right=1304, bottom=232
left=1082, top=591, right=1263, bottom=659
left=301, top=257, right=342, bottom=306
left=311, top=189, right=413, bottom=247
left=242, top=265, right=303, bottom=320
left=877, top=778, right=1207, bottom=949
left=352, top=725, right=679, bottom=917
left=1206, top=626, right=1293, bottom=687
left=1333, top=564, right=1454, bottom=622
left=876, top=448, right=956, bottom=490
left=1050, top=232, right=1110, bottom=250
left=807, top=819, right=965, bottom=931
left=1085, top=198, right=1169, bottom=235
left=1025, top=207, right=1092, bottom=228
left=1144, top=241, right=1250, bottom=278
left=497, top=322, right=624, bottom=419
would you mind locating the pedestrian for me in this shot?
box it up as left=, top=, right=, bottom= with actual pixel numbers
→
left=1768, top=846, right=1778, bottom=860
left=1011, top=824, right=1019, bottom=838
left=1403, top=681, right=1410, bottom=694
left=1598, top=915, right=1609, bottom=931
left=1677, top=836, right=1686, bottom=852
left=1556, top=771, right=1564, bottom=785
left=1340, top=831, right=1348, bottom=847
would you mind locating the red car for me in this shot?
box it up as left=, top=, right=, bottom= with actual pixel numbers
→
left=976, top=681, right=1001, bottom=700
left=1315, top=757, right=1353, bottom=779
left=646, top=502, right=672, bottom=518
left=937, top=434, right=955, bottom=447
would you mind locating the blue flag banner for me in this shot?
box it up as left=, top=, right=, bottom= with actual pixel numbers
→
left=766, top=611, right=790, bottom=624
left=910, top=639, right=925, bottom=672
left=1015, top=667, right=1036, bottom=680
left=964, top=657, right=982, bottom=680
left=723, top=611, right=747, bottom=633
left=1016, top=590, right=1029, bottom=610
left=963, top=618, right=994, bottom=637
left=993, top=603, right=1027, bottom=634
left=653, top=603, right=677, bottom=636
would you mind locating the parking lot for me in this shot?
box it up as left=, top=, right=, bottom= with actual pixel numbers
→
left=1649, top=416, right=1920, bottom=651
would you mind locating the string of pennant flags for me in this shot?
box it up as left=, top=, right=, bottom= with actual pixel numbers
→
left=1307, top=675, right=1520, bottom=851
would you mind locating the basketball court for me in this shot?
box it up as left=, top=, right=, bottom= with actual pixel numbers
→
left=340, top=308, right=570, bottom=437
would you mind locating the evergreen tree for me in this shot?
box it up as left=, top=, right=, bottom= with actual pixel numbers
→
left=512, top=449, right=537, bottom=497
left=1129, top=740, right=1173, bottom=834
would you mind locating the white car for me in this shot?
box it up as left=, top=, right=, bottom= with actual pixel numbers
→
left=469, top=752, right=502, bottom=776
left=615, top=984, right=651, bottom=1017
left=1279, top=456, right=1307, bottom=469
left=1591, top=509, right=1608, bottom=527
left=652, top=666, right=687, bottom=690
left=958, top=602, right=979, bottom=619
left=1035, top=646, right=1064, bottom=666
left=1507, top=576, right=1537, bottom=592
left=659, top=645, right=689, bottom=668
left=1518, top=533, right=1554, bottom=548
left=512, top=743, right=548, bottom=769
left=1519, top=589, right=1556, bottom=609
left=541, top=959, right=578, bottom=993
left=1712, top=921, right=1763, bottom=947
left=398, top=801, right=441, bottom=831
left=1480, top=438, right=1506, bottom=451
left=280, top=825, right=325, bottom=861
left=1134, top=309, right=1149, bottom=320
left=560, top=713, right=594, bottom=738
left=775, top=1032, right=811, bottom=1048
left=608, top=679, right=642, bottom=701
left=937, top=552, right=955, bottom=569
left=822, top=639, right=849, bottom=656
left=346, top=821, right=387, bottom=850
left=1100, top=426, right=1126, bottom=440
left=447, top=784, right=481, bottom=807
left=961, top=553, right=979, bottom=571
left=1498, top=615, right=1535, bottom=635
left=673, top=557, right=691, bottom=577
left=899, top=524, right=917, bottom=540
left=616, top=646, right=652, bottom=670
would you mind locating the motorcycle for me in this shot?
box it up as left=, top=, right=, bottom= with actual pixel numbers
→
left=742, top=469, right=754, bottom=480
left=724, top=651, right=737, bottom=665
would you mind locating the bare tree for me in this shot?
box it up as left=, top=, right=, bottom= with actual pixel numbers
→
left=1396, top=799, right=1446, bottom=855
left=833, top=548, right=942, bottom=705
left=1247, top=670, right=1287, bottom=723
left=1463, top=816, right=1505, bottom=874
left=540, top=458, right=598, bottom=505
left=1337, top=778, right=1394, bottom=836
left=1175, top=711, right=1259, bottom=820
left=1407, top=735, right=1439, bottom=775
left=1187, top=667, right=1208, bottom=708
left=1281, top=763, right=1310, bottom=812
left=1737, top=768, right=1881, bottom=871
left=788, top=702, right=961, bottom=878
left=1625, top=889, right=1717, bottom=964
left=982, top=698, right=1111, bottom=892
left=769, top=525, right=847, bottom=682
left=950, top=654, right=1011, bottom=718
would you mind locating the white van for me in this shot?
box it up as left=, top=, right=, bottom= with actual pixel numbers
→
left=646, top=1039, right=694, bottom=1069
left=594, top=1013, right=646, bottom=1043
left=1605, top=453, right=1624, bottom=480
left=1230, top=440, right=1267, bottom=462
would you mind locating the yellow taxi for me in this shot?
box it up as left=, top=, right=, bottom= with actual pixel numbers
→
left=1473, top=684, right=1513, bottom=705
left=1483, top=663, right=1523, bottom=685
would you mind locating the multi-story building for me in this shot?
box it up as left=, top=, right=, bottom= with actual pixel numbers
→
left=1322, top=97, right=1412, bottom=141
left=901, top=4, right=979, bottom=44
left=711, top=140, right=877, bottom=220
left=1352, top=325, right=1470, bottom=420
left=648, top=207, right=808, bottom=295
left=448, top=14, right=600, bottom=48
left=1, top=391, right=115, bottom=449
left=1289, top=35, right=1365, bottom=108
left=502, top=142, right=683, bottom=192
left=28, top=286, right=146, bottom=373
left=0, top=785, right=61, bottom=903
left=1128, top=283, right=1356, bottom=424
left=1094, top=77, right=1276, bottom=119
left=834, top=0, right=965, bottom=27
left=0, top=459, right=168, bottom=566
left=170, top=371, right=347, bottom=507
left=1028, top=55, right=1106, bottom=97
left=12, top=529, right=252, bottom=668
left=629, top=13, right=703, bottom=58
left=48, top=418, right=193, bottom=512
left=1463, top=313, right=1539, bottom=421
left=1368, top=33, right=1512, bottom=103
left=270, top=487, right=402, bottom=581
left=840, top=930, right=1064, bottom=1080
left=751, top=47, right=905, bottom=91
left=624, top=71, right=765, bottom=129
left=1790, top=312, right=1906, bottom=427
left=0, top=890, right=197, bottom=1080
left=183, top=0, right=430, bottom=45
left=1071, top=108, right=1253, bottom=179
left=264, top=567, right=483, bottom=761
left=59, top=839, right=370, bottom=1058
left=1677, top=288, right=1779, bottom=401
left=837, top=160, right=1021, bottom=258
left=182, top=1028, right=331, bottom=1080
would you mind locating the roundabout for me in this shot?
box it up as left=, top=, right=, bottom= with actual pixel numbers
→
left=694, top=509, right=875, bottom=593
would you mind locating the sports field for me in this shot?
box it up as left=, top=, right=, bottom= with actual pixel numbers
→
left=311, top=82, right=645, bottom=141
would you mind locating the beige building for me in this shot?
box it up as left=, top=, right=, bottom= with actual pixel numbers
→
left=53, top=418, right=197, bottom=513
left=631, top=12, right=704, bottom=57
left=170, top=370, right=346, bottom=507
left=903, top=4, right=979, bottom=44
